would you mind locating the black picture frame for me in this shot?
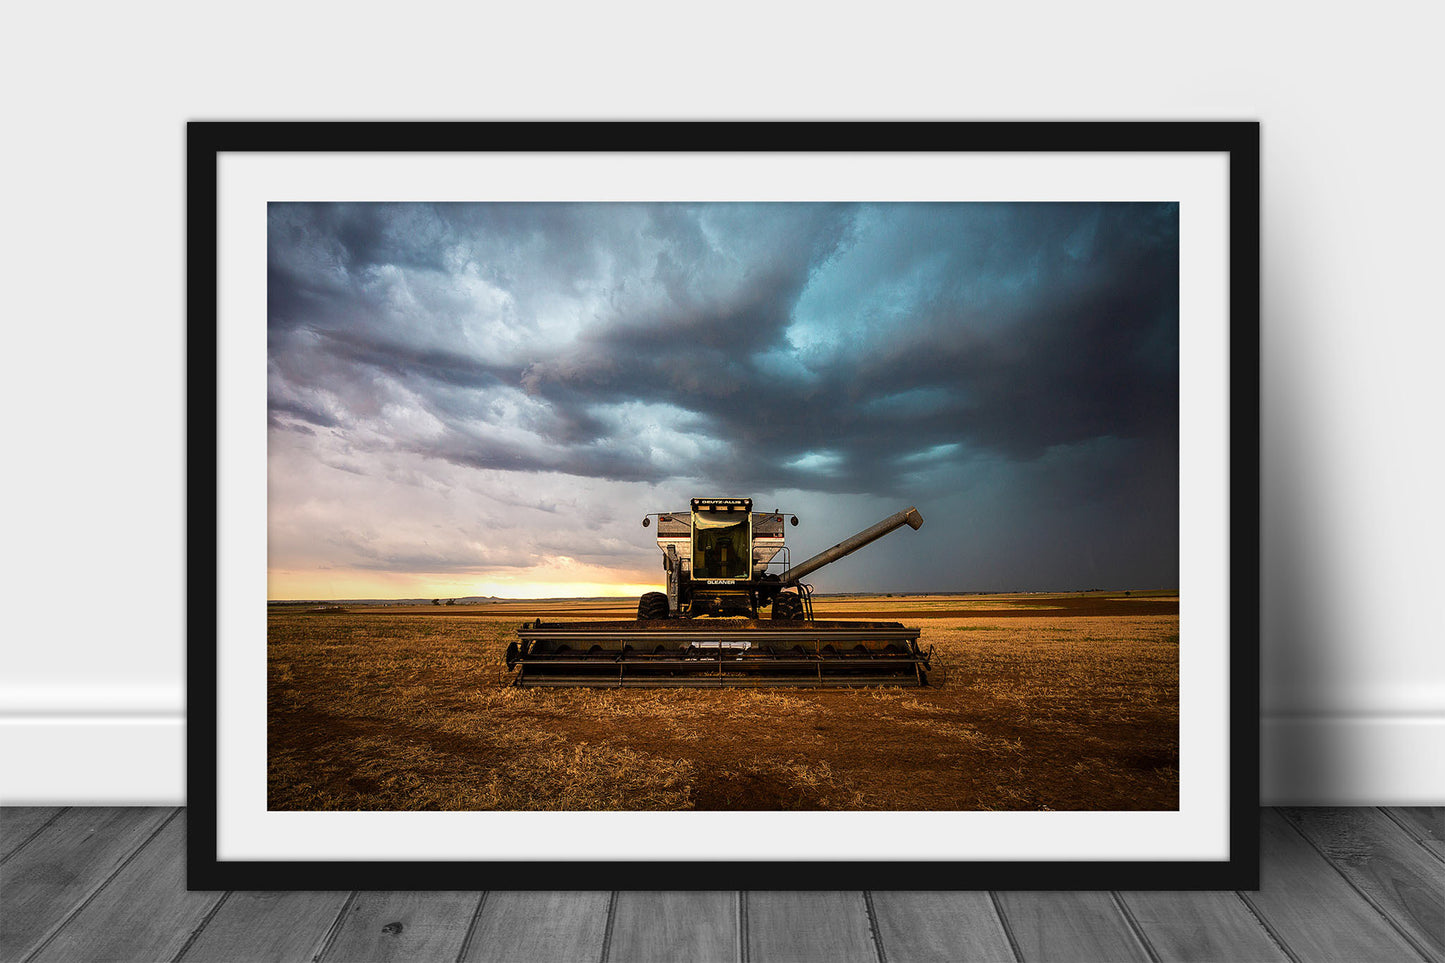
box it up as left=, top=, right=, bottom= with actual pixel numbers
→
left=187, top=120, right=1260, bottom=891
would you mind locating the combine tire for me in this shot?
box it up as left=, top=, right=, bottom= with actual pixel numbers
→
left=637, top=591, right=669, bottom=620
left=772, top=593, right=804, bottom=621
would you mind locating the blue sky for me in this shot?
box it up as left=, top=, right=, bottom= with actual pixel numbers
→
left=267, top=202, right=1178, bottom=599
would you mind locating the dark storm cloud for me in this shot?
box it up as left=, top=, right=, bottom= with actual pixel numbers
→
left=268, top=201, right=1178, bottom=588
left=311, top=327, right=520, bottom=392
left=268, top=202, right=855, bottom=474
left=267, top=396, right=338, bottom=429
left=475, top=204, right=1169, bottom=495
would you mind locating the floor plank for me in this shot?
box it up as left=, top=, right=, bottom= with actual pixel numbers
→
left=869, top=891, right=1017, bottom=963
left=0, top=806, right=172, bottom=961
left=0, top=806, right=64, bottom=861
left=460, top=891, right=610, bottom=963
left=607, top=891, right=738, bottom=963
left=1283, top=806, right=1444, bottom=961
left=177, top=890, right=351, bottom=962
left=29, top=811, right=223, bottom=963
left=993, top=892, right=1151, bottom=963
left=1118, top=890, right=1289, bottom=962
left=1242, top=809, right=1428, bottom=963
left=319, top=890, right=482, bottom=962
left=745, top=891, right=876, bottom=963
left=1386, top=807, right=1445, bottom=862
left=2, top=807, right=1441, bottom=963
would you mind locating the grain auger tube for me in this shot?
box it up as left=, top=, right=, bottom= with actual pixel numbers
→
left=506, top=499, right=930, bottom=687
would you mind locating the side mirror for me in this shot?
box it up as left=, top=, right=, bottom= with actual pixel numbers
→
left=642, top=516, right=651, bottom=527
left=790, top=515, right=799, bottom=526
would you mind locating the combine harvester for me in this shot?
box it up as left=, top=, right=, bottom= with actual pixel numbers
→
left=506, top=498, right=930, bottom=687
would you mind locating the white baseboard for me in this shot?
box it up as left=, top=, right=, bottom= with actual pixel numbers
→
left=1260, top=715, right=1445, bottom=805
left=2, top=715, right=1441, bottom=806
left=0, top=717, right=185, bottom=806
left=0, top=684, right=184, bottom=716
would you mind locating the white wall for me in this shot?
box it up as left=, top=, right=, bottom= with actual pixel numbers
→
left=2, top=1, right=1440, bottom=805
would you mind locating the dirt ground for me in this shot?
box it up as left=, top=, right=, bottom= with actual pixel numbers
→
left=268, top=592, right=1179, bottom=812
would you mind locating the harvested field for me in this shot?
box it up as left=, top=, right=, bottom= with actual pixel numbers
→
left=268, top=593, right=1178, bottom=812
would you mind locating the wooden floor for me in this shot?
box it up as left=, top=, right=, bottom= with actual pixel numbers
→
left=1, top=808, right=1439, bottom=962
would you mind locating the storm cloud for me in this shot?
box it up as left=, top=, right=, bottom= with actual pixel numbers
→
left=268, top=202, right=1179, bottom=597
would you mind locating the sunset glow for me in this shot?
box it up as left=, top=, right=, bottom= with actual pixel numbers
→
left=268, top=564, right=658, bottom=602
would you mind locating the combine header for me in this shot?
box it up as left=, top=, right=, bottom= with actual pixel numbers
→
left=505, top=499, right=930, bottom=687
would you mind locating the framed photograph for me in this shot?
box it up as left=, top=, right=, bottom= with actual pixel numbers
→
left=188, top=121, right=1259, bottom=890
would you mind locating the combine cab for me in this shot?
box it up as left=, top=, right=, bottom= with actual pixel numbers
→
left=506, top=499, right=930, bottom=687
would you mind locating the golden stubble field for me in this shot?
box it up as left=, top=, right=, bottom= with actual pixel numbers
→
left=268, top=593, right=1179, bottom=812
